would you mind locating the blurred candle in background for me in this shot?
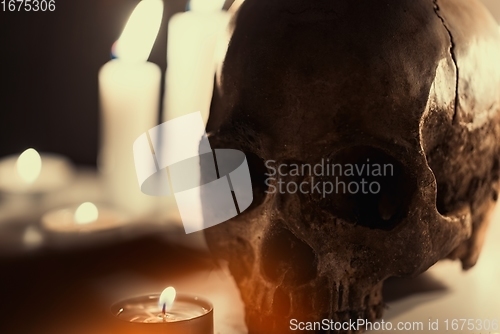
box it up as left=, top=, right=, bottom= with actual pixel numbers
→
left=0, top=148, right=73, bottom=195
left=42, top=201, right=127, bottom=234
left=98, top=0, right=163, bottom=218
left=41, top=201, right=129, bottom=248
left=163, top=0, right=230, bottom=125
left=158, top=0, right=230, bottom=227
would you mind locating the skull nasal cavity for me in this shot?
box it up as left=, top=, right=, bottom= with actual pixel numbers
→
left=245, top=152, right=270, bottom=212
left=321, top=146, right=417, bottom=230
left=260, top=224, right=317, bottom=286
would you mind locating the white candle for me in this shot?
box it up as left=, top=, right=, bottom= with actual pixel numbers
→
left=41, top=202, right=127, bottom=234
left=98, top=0, right=163, bottom=217
left=163, top=0, right=230, bottom=124
left=0, top=148, right=73, bottom=194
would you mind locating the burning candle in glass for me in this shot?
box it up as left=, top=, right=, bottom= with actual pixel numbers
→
left=112, top=287, right=213, bottom=334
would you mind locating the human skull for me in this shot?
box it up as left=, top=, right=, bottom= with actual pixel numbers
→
left=204, top=0, right=500, bottom=332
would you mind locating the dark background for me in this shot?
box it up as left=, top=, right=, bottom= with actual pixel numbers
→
left=0, top=0, right=236, bottom=166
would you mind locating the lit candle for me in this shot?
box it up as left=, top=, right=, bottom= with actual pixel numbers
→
left=163, top=0, right=230, bottom=124
left=98, top=0, right=163, bottom=217
left=112, top=287, right=213, bottom=333
left=0, top=148, right=73, bottom=194
left=41, top=202, right=128, bottom=236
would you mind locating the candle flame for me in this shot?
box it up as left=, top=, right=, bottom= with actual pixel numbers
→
left=16, top=148, right=42, bottom=184
left=159, top=287, right=176, bottom=313
left=114, top=0, right=164, bottom=62
left=74, top=202, right=99, bottom=225
left=189, top=0, right=225, bottom=12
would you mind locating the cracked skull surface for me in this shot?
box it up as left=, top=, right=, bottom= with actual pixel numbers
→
left=204, top=0, right=500, bottom=333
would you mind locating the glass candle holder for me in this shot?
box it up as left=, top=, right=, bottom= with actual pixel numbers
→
left=111, top=293, right=213, bottom=334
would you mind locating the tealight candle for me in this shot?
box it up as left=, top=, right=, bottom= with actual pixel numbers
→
left=41, top=202, right=128, bottom=235
left=112, top=287, right=213, bottom=334
left=0, top=148, right=73, bottom=195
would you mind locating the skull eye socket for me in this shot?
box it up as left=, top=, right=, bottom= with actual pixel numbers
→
left=314, top=146, right=417, bottom=230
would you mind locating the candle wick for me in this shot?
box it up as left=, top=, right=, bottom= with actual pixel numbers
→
left=161, top=304, right=167, bottom=322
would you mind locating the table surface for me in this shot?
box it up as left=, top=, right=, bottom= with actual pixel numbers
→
left=365, top=202, right=500, bottom=334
